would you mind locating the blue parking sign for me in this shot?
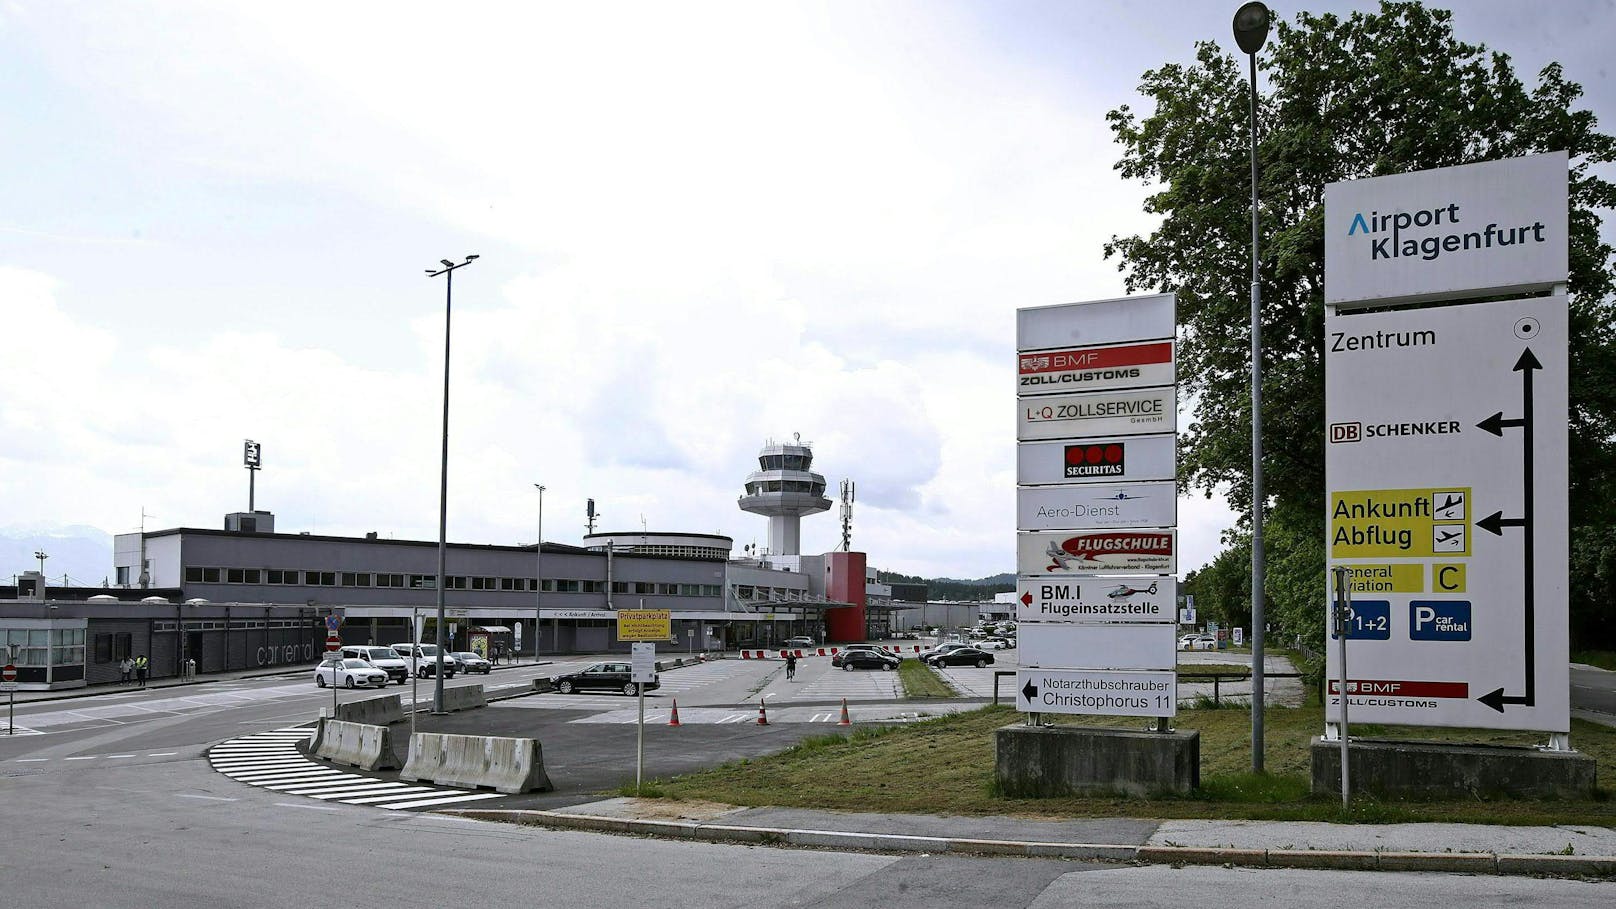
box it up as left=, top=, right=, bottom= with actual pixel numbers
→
left=1409, top=601, right=1471, bottom=641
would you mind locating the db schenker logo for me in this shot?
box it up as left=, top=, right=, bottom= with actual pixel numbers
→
left=1064, top=442, right=1125, bottom=478
left=1330, top=422, right=1362, bottom=443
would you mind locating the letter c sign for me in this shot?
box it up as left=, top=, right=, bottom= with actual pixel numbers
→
left=1434, top=563, right=1466, bottom=593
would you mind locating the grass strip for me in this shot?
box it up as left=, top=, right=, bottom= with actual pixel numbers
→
left=648, top=704, right=1616, bottom=826
left=1573, top=651, right=1616, bottom=671
left=898, top=659, right=956, bottom=698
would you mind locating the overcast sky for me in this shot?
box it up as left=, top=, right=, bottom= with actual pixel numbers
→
left=2, top=1, right=1611, bottom=580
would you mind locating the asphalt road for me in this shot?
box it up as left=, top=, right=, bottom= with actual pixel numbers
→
left=1572, top=663, right=1616, bottom=720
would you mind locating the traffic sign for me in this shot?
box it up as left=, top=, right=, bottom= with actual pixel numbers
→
left=1016, top=481, right=1176, bottom=532
left=1017, top=387, right=1176, bottom=441
left=1324, top=294, right=1568, bottom=732
left=1019, top=623, right=1177, bottom=671
left=1017, top=434, right=1176, bottom=486
left=616, top=610, right=672, bottom=642
left=325, top=634, right=342, bottom=653
left=2, top=664, right=15, bottom=682
left=1017, top=339, right=1175, bottom=397
left=631, top=642, right=657, bottom=683
left=1017, top=529, right=1176, bottom=575
left=1014, top=578, right=1176, bottom=623
left=324, top=615, right=341, bottom=633
left=1015, top=669, right=1176, bottom=718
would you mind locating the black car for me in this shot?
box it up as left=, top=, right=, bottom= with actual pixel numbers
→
left=925, top=647, right=994, bottom=668
left=552, top=661, right=660, bottom=696
left=837, top=650, right=899, bottom=672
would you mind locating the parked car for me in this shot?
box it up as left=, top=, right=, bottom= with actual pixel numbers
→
left=314, top=658, right=389, bottom=689
left=451, top=651, right=492, bottom=674
left=926, top=647, right=995, bottom=669
left=389, top=642, right=459, bottom=678
left=552, top=661, right=660, bottom=696
left=837, top=650, right=900, bottom=672
left=917, top=642, right=972, bottom=662
left=976, top=638, right=1011, bottom=651
left=831, top=644, right=892, bottom=667
left=782, top=636, right=816, bottom=649
left=339, top=645, right=409, bottom=685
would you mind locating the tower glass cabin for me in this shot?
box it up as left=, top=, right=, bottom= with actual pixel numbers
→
left=737, top=440, right=832, bottom=556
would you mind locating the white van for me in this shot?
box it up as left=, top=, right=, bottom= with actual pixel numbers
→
left=388, top=642, right=458, bottom=678
left=339, top=645, right=409, bottom=685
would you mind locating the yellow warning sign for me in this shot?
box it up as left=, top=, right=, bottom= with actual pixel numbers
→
left=1330, top=487, right=1470, bottom=559
left=616, top=609, right=672, bottom=642
left=1336, top=563, right=1424, bottom=594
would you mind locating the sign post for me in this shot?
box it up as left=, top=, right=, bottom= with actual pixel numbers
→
left=631, top=642, right=657, bottom=792
left=326, top=630, right=342, bottom=717
left=3, top=660, right=17, bottom=735
left=1323, top=151, right=1572, bottom=780
left=1014, top=294, right=1179, bottom=729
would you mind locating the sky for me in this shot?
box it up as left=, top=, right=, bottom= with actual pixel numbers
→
left=1, top=0, right=1611, bottom=582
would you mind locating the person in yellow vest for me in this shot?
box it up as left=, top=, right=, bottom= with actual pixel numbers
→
left=134, top=654, right=149, bottom=688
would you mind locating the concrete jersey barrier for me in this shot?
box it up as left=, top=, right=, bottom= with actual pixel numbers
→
left=316, top=717, right=401, bottom=771
left=401, top=731, right=552, bottom=794
left=439, top=684, right=487, bottom=712
left=333, top=693, right=406, bottom=726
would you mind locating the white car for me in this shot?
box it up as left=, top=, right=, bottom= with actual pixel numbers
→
left=976, top=638, right=1011, bottom=650
left=314, top=658, right=389, bottom=689
left=388, top=642, right=459, bottom=678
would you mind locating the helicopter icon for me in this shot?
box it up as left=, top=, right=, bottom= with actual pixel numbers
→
left=1106, top=582, right=1159, bottom=599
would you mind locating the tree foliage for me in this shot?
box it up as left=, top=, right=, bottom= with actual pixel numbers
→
left=1105, top=2, right=1616, bottom=649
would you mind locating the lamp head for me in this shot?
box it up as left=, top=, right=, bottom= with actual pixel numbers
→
left=465, top=254, right=479, bottom=261
left=1233, top=2, right=1271, bottom=55
left=440, top=259, right=454, bottom=267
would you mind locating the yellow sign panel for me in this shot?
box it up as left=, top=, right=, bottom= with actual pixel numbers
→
left=616, top=609, right=672, bottom=642
left=1330, top=487, right=1470, bottom=559
left=1337, top=563, right=1424, bottom=594
left=1433, top=562, right=1467, bottom=593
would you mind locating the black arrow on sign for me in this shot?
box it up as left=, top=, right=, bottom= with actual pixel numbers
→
left=1021, top=680, right=1038, bottom=703
left=1474, top=347, right=1541, bottom=713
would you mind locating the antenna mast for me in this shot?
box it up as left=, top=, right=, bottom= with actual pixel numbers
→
left=839, top=479, right=855, bottom=551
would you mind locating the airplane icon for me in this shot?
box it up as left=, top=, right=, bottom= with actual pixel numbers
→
left=1095, top=491, right=1142, bottom=501
left=1045, top=542, right=1084, bottom=570
left=1436, top=529, right=1463, bottom=544
left=1437, top=494, right=1462, bottom=514
left=1106, top=582, right=1159, bottom=599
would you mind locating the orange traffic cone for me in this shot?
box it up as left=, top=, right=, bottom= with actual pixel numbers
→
left=757, top=699, right=769, bottom=725
left=838, top=698, right=851, bottom=726
left=668, top=699, right=682, bottom=727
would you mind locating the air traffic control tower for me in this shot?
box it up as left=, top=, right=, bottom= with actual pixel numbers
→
left=737, top=437, right=832, bottom=556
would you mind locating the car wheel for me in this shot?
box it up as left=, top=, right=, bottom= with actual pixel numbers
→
left=975, top=659, right=987, bottom=668
left=558, top=680, right=574, bottom=694
left=623, top=683, right=638, bottom=696
left=344, top=675, right=356, bottom=689
left=316, top=675, right=327, bottom=688
left=844, top=663, right=855, bottom=672
left=883, top=663, right=894, bottom=671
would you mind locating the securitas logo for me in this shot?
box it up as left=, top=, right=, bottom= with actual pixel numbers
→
left=1346, top=204, right=1548, bottom=263
left=1064, top=442, right=1125, bottom=478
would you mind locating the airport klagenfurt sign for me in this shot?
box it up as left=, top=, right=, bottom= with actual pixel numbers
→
left=1325, top=151, right=1567, bottom=309
left=1324, top=294, right=1568, bottom=732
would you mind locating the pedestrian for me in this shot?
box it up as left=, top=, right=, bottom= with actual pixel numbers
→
left=119, top=656, right=134, bottom=685
left=134, top=654, right=149, bottom=688
left=785, top=652, right=797, bottom=681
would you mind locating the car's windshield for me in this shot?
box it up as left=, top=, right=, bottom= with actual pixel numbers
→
left=342, top=659, right=370, bottom=668
left=417, top=645, right=440, bottom=655
left=366, top=649, right=395, bottom=659
left=453, top=653, right=478, bottom=660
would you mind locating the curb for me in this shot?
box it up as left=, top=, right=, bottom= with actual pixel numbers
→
left=1139, top=844, right=1616, bottom=877
left=440, top=809, right=1616, bottom=877
left=444, top=809, right=1136, bottom=861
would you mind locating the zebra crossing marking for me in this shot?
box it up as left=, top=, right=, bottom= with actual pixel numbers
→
left=207, top=726, right=511, bottom=811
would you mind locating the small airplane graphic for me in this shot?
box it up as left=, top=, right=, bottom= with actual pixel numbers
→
left=1095, top=490, right=1143, bottom=501
left=1107, top=582, right=1159, bottom=599
left=1436, top=494, right=1463, bottom=514
left=1436, top=529, right=1463, bottom=544
left=1046, top=542, right=1083, bottom=570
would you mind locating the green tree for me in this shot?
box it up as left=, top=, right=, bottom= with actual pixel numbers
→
left=1104, top=2, right=1616, bottom=650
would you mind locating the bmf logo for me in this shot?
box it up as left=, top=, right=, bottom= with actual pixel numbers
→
left=1330, top=422, right=1362, bottom=443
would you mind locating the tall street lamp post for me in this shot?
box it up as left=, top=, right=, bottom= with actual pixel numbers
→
left=534, top=484, right=545, bottom=663
left=426, top=254, right=479, bottom=713
left=1233, top=1, right=1271, bottom=773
